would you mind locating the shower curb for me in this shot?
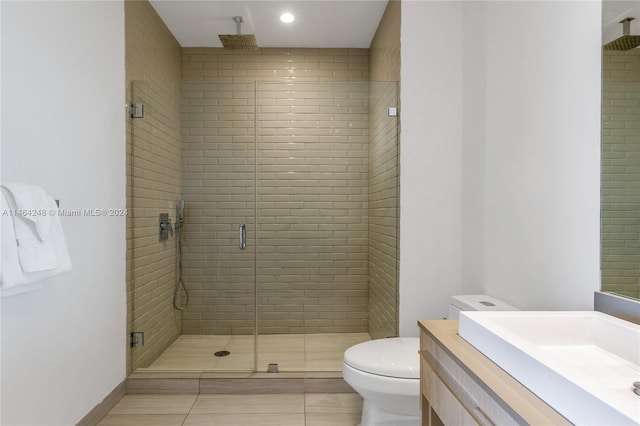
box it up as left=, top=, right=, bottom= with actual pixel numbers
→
left=126, top=372, right=355, bottom=395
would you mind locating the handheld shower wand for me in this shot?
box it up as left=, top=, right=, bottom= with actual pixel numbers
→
left=173, top=200, right=189, bottom=310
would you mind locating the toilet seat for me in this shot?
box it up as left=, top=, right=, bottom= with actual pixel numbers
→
left=343, top=337, right=419, bottom=379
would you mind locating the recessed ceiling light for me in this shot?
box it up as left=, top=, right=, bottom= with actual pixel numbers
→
left=280, top=12, right=295, bottom=24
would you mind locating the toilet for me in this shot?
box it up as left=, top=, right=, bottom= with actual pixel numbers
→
left=343, top=337, right=421, bottom=426
left=343, top=295, right=518, bottom=426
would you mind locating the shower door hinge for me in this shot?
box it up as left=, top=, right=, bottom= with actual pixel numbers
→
left=130, top=331, right=144, bottom=348
left=129, top=103, right=144, bottom=119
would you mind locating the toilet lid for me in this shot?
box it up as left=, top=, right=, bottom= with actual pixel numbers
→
left=343, top=337, right=420, bottom=379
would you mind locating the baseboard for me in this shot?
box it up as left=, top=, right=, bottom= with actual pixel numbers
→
left=75, top=380, right=126, bottom=426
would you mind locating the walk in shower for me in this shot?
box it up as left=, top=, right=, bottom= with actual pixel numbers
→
left=129, top=78, right=399, bottom=373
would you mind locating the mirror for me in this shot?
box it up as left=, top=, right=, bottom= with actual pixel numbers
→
left=601, top=1, right=640, bottom=300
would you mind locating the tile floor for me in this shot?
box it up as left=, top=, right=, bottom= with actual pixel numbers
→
left=138, top=333, right=371, bottom=372
left=99, top=393, right=363, bottom=426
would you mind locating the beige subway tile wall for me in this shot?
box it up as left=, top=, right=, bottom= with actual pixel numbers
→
left=181, top=49, right=373, bottom=334
left=257, top=81, right=370, bottom=334
left=180, top=78, right=257, bottom=335
left=368, top=0, right=400, bottom=339
left=370, top=0, right=401, bottom=83
left=125, top=0, right=183, bottom=371
left=601, top=49, right=640, bottom=300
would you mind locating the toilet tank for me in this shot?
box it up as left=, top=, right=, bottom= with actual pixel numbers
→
left=448, top=294, right=518, bottom=320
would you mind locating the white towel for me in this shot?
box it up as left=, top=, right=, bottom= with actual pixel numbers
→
left=2, top=182, right=53, bottom=241
left=0, top=186, right=72, bottom=295
left=2, top=184, right=57, bottom=272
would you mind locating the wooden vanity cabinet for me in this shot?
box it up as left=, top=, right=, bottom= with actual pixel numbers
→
left=418, top=320, right=570, bottom=426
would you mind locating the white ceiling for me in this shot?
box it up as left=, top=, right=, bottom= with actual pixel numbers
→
left=149, top=0, right=389, bottom=48
left=149, top=1, right=640, bottom=49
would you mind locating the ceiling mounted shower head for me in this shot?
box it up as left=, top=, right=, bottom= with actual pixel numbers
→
left=218, top=16, right=258, bottom=50
left=603, top=17, right=640, bottom=51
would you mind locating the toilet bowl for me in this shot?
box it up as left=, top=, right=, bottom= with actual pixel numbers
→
left=343, top=337, right=421, bottom=426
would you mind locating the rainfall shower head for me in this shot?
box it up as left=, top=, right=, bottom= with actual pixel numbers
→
left=218, top=16, right=258, bottom=50
left=604, top=17, right=640, bottom=51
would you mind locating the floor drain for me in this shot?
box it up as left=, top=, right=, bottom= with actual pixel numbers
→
left=214, top=350, right=230, bottom=357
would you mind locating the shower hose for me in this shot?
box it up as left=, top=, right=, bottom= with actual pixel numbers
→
left=173, top=222, right=189, bottom=310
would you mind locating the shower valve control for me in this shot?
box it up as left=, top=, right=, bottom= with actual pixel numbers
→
left=159, top=213, right=174, bottom=240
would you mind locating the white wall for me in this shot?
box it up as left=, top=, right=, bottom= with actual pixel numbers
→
left=398, top=1, right=464, bottom=334
left=1, top=2, right=126, bottom=425
left=400, top=1, right=601, bottom=335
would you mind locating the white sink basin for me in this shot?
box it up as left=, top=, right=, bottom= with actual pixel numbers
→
left=459, top=311, right=640, bottom=425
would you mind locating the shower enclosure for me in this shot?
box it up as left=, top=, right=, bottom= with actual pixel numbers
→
left=129, top=79, right=399, bottom=373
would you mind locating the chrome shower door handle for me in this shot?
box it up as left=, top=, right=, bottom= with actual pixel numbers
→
left=239, top=224, right=246, bottom=250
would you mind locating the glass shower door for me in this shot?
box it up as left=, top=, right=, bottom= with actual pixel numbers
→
left=180, top=81, right=257, bottom=371
left=130, top=80, right=257, bottom=372
left=254, top=81, right=400, bottom=372
left=129, top=79, right=186, bottom=371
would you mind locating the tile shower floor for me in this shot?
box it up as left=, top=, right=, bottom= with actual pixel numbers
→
left=99, top=393, right=363, bottom=426
left=137, top=333, right=371, bottom=372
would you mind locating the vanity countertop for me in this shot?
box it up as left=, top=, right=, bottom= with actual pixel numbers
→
left=418, top=319, right=570, bottom=425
